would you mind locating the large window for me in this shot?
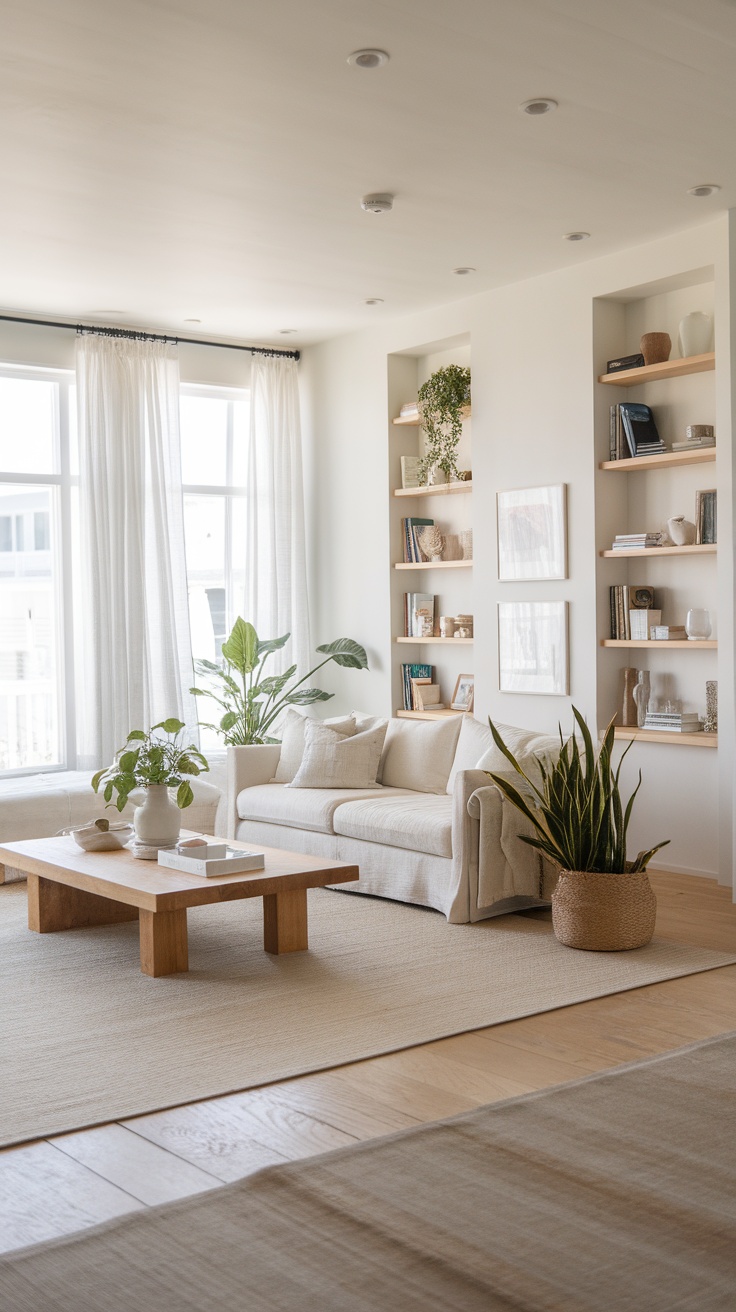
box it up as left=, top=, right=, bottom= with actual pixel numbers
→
left=0, top=370, right=77, bottom=773
left=180, top=385, right=249, bottom=750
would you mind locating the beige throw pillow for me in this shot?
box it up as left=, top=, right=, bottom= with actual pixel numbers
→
left=476, top=721, right=561, bottom=797
left=287, top=719, right=388, bottom=790
left=273, top=708, right=356, bottom=784
left=380, top=715, right=463, bottom=794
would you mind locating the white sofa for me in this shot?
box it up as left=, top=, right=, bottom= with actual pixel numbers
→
left=223, top=714, right=559, bottom=924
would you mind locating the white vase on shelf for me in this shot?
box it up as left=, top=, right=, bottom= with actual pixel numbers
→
left=678, top=312, right=713, bottom=358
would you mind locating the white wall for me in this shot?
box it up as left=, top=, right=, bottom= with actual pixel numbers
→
left=301, top=217, right=734, bottom=888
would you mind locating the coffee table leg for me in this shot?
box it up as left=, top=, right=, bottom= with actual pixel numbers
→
left=263, top=888, right=308, bottom=954
left=139, top=908, right=188, bottom=977
left=27, top=874, right=139, bottom=932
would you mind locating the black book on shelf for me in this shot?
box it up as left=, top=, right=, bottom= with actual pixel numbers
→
left=619, top=403, right=665, bottom=458
left=606, top=352, right=645, bottom=373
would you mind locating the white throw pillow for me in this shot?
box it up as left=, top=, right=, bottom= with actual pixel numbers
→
left=476, top=721, right=561, bottom=796
left=445, top=716, right=497, bottom=794
left=351, top=711, right=390, bottom=783
left=272, top=708, right=356, bottom=784
left=287, top=719, right=388, bottom=790
left=380, top=715, right=463, bottom=794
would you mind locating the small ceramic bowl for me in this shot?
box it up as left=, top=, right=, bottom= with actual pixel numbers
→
left=67, top=820, right=134, bottom=852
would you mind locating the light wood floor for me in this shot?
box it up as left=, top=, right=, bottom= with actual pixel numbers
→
left=2, top=870, right=734, bottom=1255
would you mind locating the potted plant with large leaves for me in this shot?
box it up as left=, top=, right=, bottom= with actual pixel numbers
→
left=485, top=708, right=669, bottom=950
left=190, top=618, right=368, bottom=745
left=92, top=719, right=209, bottom=849
left=417, top=364, right=471, bottom=486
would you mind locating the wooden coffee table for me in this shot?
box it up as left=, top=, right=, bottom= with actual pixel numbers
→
left=0, top=835, right=359, bottom=977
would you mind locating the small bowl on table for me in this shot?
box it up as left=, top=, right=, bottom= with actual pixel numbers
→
left=67, top=820, right=134, bottom=852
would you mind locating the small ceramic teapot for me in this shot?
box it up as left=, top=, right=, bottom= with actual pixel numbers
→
left=666, top=515, right=696, bottom=546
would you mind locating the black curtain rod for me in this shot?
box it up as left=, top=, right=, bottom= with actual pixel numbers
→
left=0, top=313, right=300, bottom=360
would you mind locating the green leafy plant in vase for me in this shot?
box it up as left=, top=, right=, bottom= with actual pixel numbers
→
left=416, top=364, right=471, bottom=486
left=190, top=618, right=369, bottom=745
left=92, top=718, right=209, bottom=848
left=485, top=708, right=669, bottom=950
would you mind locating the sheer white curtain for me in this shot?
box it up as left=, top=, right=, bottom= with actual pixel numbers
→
left=244, top=354, right=310, bottom=673
left=76, top=334, right=195, bottom=768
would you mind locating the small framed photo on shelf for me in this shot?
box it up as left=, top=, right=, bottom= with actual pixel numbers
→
left=496, top=484, right=567, bottom=581
left=498, top=601, right=569, bottom=696
left=450, top=673, right=475, bottom=712
left=695, top=488, right=717, bottom=544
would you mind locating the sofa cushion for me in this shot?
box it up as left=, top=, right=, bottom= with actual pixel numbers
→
left=287, top=719, right=388, bottom=790
left=236, top=783, right=412, bottom=835
left=272, top=709, right=356, bottom=784
left=333, top=793, right=453, bottom=859
left=446, top=716, right=498, bottom=794
left=476, top=721, right=561, bottom=795
left=380, top=715, right=463, bottom=794
left=352, top=712, right=390, bottom=783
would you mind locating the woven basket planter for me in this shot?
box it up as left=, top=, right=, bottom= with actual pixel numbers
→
left=552, top=869, right=657, bottom=951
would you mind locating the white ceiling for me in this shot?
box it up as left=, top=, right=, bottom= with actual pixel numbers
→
left=1, top=0, right=735, bottom=346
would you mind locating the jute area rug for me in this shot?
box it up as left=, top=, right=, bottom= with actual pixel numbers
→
left=2, top=881, right=734, bottom=1148
left=2, top=1030, right=734, bottom=1310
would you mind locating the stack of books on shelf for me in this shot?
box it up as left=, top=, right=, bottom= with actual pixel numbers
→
left=609, top=585, right=655, bottom=640
left=643, top=711, right=702, bottom=734
left=402, top=517, right=434, bottom=562
left=609, top=403, right=665, bottom=460
left=408, top=677, right=444, bottom=711
left=404, top=592, right=436, bottom=637
left=399, top=401, right=419, bottom=420
left=611, top=533, right=662, bottom=551
left=606, top=352, right=645, bottom=374
left=650, top=624, right=687, bottom=641
left=401, top=662, right=432, bottom=710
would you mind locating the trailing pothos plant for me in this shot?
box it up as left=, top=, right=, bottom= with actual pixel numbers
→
left=190, top=618, right=369, bottom=746
left=91, top=719, right=209, bottom=812
left=417, top=363, right=471, bottom=485
left=485, top=708, right=669, bottom=874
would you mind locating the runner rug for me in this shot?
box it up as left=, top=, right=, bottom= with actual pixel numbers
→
left=2, top=1030, right=734, bottom=1309
left=1, top=881, right=734, bottom=1146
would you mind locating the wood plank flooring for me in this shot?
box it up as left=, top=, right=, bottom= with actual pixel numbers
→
left=1, top=870, right=734, bottom=1256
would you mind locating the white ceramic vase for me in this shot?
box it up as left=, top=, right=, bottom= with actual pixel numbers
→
left=134, top=784, right=182, bottom=847
left=678, top=312, right=713, bottom=358
left=666, top=515, right=696, bottom=546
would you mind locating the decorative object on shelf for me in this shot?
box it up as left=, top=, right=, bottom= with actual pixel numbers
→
left=498, top=601, right=569, bottom=695
left=416, top=364, right=471, bottom=486
left=455, top=613, right=474, bottom=639
left=685, top=424, right=714, bottom=443
left=695, top=488, right=717, bottom=544
left=622, top=667, right=639, bottom=727
left=405, top=592, right=436, bottom=637
left=629, top=609, right=660, bottom=640
left=639, top=331, right=671, bottom=365
left=496, top=484, right=567, bottom=581
left=606, top=351, right=645, bottom=373
left=442, top=529, right=473, bottom=561
left=91, top=719, right=209, bottom=850
left=633, top=670, right=651, bottom=728
left=666, top=515, right=696, bottom=546
left=678, top=311, right=713, bottom=358
left=426, top=464, right=448, bottom=486
left=191, top=618, right=368, bottom=745
left=450, top=673, right=474, bottom=712
left=400, top=455, right=421, bottom=488
left=439, top=615, right=456, bottom=638
left=685, top=608, right=712, bottom=641
left=650, top=625, right=687, bottom=641
left=485, top=708, right=669, bottom=950
left=703, top=680, right=718, bottom=734
left=415, top=524, right=445, bottom=562
left=457, top=469, right=472, bottom=481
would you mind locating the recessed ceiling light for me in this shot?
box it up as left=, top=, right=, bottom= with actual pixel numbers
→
left=278, top=328, right=297, bottom=335
left=521, top=97, right=558, bottom=115
left=364, top=298, right=384, bottom=305
left=453, top=267, right=476, bottom=276
left=347, top=49, right=390, bottom=69
left=687, top=184, right=721, bottom=198
left=361, top=193, right=394, bottom=214
left=563, top=231, right=590, bottom=242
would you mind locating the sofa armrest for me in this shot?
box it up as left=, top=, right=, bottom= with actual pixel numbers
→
left=444, top=769, right=489, bottom=922
left=468, top=784, right=557, bottom=908
left=222, top=744, right=282, bottom=840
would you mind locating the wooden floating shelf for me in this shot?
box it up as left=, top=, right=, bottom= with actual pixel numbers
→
left=396, top=636, right=473, bottom=645
left=600, top=544, right=716, bottom=558
left=600, top=448, right=716, bottom=472
left=614, top=727, right=717, bottom=749
left=396, top=709, right=466, bottom=721
left=395, top=559, right=473, bottom=570
left=394, top=481, right=472, bottom=498
left=598, top=353, right=714, bottom=386
left=601, top=639, right=717, bottom=650
left=392, top=406, right=471, bottom=426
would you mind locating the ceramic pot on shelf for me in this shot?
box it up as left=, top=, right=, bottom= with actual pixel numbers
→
left=678, top=312, right=713, bottom=358
left=133, top=784, right=182, bottom=847
left=667, top=516, right=696, bottom=546
left=640, top=332, right=671, bottom=366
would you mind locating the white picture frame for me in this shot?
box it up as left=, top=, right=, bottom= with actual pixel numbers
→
left=498, top=601, right=569, bottom=696
left=451, top=673, right=474, bottom=712
left=496, top=484, right=567, bottom=581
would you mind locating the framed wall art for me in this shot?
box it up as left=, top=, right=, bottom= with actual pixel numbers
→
left=498, top=601, right=569, bottom=696
left=497, top=483, right=567, bottom=581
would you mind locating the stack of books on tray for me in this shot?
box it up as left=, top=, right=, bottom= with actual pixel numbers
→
left=611, top=533, right=661, bottom=550
left=643, top=712, right=702, bottom=734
